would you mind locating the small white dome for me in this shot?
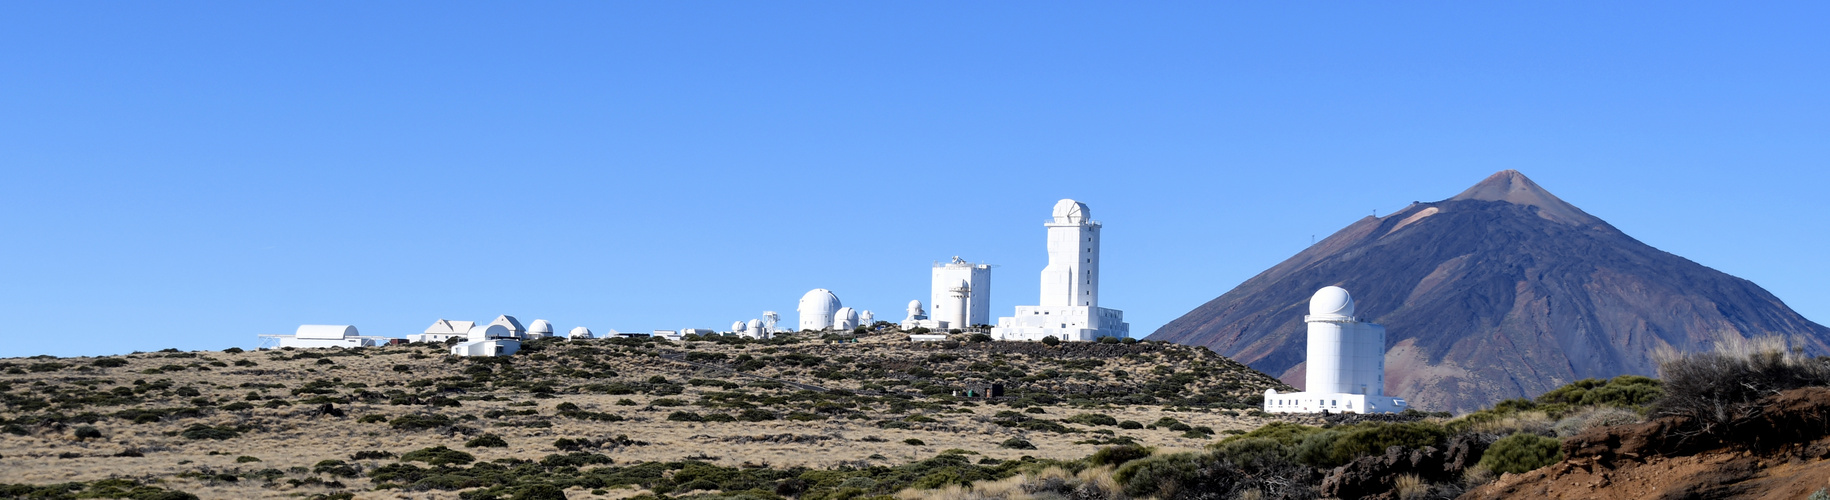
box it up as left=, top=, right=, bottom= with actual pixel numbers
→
left=1309, top=286, right=1355, bottom=317
left=569, top=326, right=591, bottom=335
left=732, top=321, right=747, bottom=332
left=528, top=319, right=554, bottom=334
left=1052, top=199, right=1090, bottom=223
left=468, top=324, right=512, bottom=339
left=908, top=299, right=923, bottom=309
left=748, top=319, right=764, bottom=329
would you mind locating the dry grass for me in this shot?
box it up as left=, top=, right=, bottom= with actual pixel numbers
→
left=0, top=337, right=1289, bottom=499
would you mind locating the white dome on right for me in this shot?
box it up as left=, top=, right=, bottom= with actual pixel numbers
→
left=1309, top=286, right=1355, bottom=317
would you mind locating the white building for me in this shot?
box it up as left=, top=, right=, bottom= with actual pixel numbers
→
left=744, top=318, right=769, bottom=339
left=488, top=315, right=527, bottom=338
left=931, top=256, right=992, bottom=329
left=567, top=326, right=594, bottom=340
left=1262, top=286, right=1408, bottom=414
left=681, top=328, right=715, bottom=336
left=452, top=338, right=520, bottom=357
left=653, top=330, right=684, bottom=341
left=526, top=319, right=554, bottom=339
left=798, top=289, right=842, bottom=331
left=992, top=199, right=1130, bottom=342
left=467, top=324, right=514, bottom=339
left=901, top=300, right=930, bottom=329
left=833, top=307, right=860, bottom=331
left=275, top=325, right=374, bottom=348
left=410, top=319, right=475, bottom=343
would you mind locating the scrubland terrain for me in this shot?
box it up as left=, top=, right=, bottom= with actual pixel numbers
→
left=9, top=331, right=1826, bottom=500
left=0, top=331, right=1291, bottom=499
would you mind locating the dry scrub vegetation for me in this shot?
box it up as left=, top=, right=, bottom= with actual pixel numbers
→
left=0, top=330, right=1292, bottom=499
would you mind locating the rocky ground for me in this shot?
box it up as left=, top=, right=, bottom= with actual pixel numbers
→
left=0, top=331, right=1295, bottom=499
left=1465, top=387, right=1830, bottom=500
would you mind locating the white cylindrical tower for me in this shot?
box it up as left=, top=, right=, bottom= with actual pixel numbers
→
left=1305, top=286, right=1356, bottom=394
left=945, top=280, right=970, bottom=329
left=748, top=319, right=766, bottom=338
left=798, top=289, right=841, bottom=331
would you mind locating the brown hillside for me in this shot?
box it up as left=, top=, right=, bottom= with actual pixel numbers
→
left=1148, top=170, right=1830, bottom=413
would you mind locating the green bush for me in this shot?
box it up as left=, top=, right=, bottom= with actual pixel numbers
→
left=389, top=413, right=452, bottom=431
left=904, top=438, right=925, bottom=446
left=1041, top=336, right=1061, bottom=346
left=73, top=426, right=103, bottom=440
left=1292, top=422, right=1448, bottom=468
left=1478, top=432, right=1563, bottom=474
left=1089, top=444, right=1153, bottom=467
left=400, top=445, right=475, bottom=466
left=1118, top=420, right=1143, bottom=430
left=1066, top=413, right=1118, bottom=426
left=313, top=459, right=359, bottom=477
left=465, top=434, right=509, bottom=448
left=999, top=437, right=1035, bottom=450
left=92, top=358, right=129, bottom=368
left=667, top=411, right=704, bottom=422
left=235, top=456, right=261, bottom=463
left=180, top=424, right=240, bottom=440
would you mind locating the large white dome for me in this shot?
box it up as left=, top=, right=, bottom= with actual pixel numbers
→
left=1309, top=286, right=1355, bottom=317
left=798, top=288, right=842, bottom=330
left=528, top=319, right=554, bottom=335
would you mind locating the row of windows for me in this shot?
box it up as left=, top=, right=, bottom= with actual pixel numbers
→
left=1270, top=398, right=1354, bottom=409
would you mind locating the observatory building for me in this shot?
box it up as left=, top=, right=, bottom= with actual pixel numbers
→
left=526, top=319, right=554, bottom=339
left=411, top=319, right=475, bottom=343
left=931, top=257, right=992, bottom=329
left=1262, top=286, right=1408, bottom=414
left=991, top=199, right=1130, bottom=342
left=798, top=289, right=842, bottom=331
left=901, top=300, right=930, bottom=329
left=273, top=325, right=375, bottom=348
left=567, top=326, right=594, bottom=340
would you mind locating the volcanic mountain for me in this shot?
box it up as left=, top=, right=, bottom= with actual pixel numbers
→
left=1148, top=170, right=1830, bottom=413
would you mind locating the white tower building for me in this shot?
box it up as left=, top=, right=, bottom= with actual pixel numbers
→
left=931, top=257, right=992, bottom=329
left=1262, top=286, right=1408, bottom=414
left=992, top=199, right=1129, bottom=341
left=747, top=318, right=768, bottom=338
left=859, top=310, right=874, bottom=326
left=798, top=289, right=841, bottom=331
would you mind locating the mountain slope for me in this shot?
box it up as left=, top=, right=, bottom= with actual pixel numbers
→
left=1148, top=170, right=1830, bottom=413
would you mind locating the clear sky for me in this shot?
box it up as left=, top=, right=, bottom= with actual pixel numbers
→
left=4, top=2, right=1827, bottom=357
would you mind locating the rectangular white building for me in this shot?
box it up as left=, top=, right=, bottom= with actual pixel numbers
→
left=930, top=257, right=992, bottom=330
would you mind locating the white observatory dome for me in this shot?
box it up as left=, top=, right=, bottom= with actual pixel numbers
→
left=1051, top=199, right=1090, bottom=224
left=467, top=324, right=512, bottom=339
left=732, top=320, right=747, bottom=332
left=528, top=319, right=554, bottom=335
left=1309, top=286, right=1356, bottom=317
left=748, top=319, right=765, bottom=331
left=798, top=288, right=842, bottom=330
left=568, top=326, right=592, bottom=339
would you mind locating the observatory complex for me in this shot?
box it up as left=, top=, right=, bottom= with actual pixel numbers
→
left=1262, top=286, right=1408, bottom=414
left=991, top=199, right=1129, bottom=341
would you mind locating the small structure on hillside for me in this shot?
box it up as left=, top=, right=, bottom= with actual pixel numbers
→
left=834, top=307, right=860, bottom=331
left=488, top=315, right=527, bottom=338
left=798, top=289, right=842, bottom=331
left=567, top=326, right=593, bottom=340
left=526, top=319, right=554, bottom=339
left=1262, top=286, right=1408, bottom=414
left=452, top=338, right=519, bottom=357
left=411, top=319, right=475, bottom=343
left=270, top=325, right=376, bottom=348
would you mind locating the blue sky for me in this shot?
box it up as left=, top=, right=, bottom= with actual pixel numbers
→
left=3, top=2, right=1826, bottom=357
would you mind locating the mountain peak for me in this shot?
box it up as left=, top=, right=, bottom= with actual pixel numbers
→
left=1447, top=170, right=1600, bottom=226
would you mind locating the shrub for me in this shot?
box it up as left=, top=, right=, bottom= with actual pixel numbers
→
left=400, top=445, right=474, bottom=466
left=465, top=434, right=508, bottom=448
left=667, top=411, right=704, bottom=422
left=350, top=450, right=394, bottom=460
left=1292, top=422, right=1448, bottom=468
left=235, top=455, right=262, bottom=463
left=1654, top=336, right=1830, bottom=433
left=904, top=438, right=925, bottom=446
left=180, top=424, right=240, bottom=440
left=999, top=437, right=1036, bottom=449
left=1089, top=444, right=1154, bottom=467
left=357, top=414, right=387, bottom=424
left=313, top=459, right=359, bottom=477
left=1478, top=432, right=1563, bottom=474
left=1551, top=406, right=1643, bottom=438
left=1118, top=420, right=1143, bottom=430
left=74, top=426, right=103, bottom=440
left=737, top=409, right=776, bottom=422
left=389, top=413, right=452, bottom=431
left=1041, top=336, right=1061, bottom=346
left=92, top=358, right=129, bottom=368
